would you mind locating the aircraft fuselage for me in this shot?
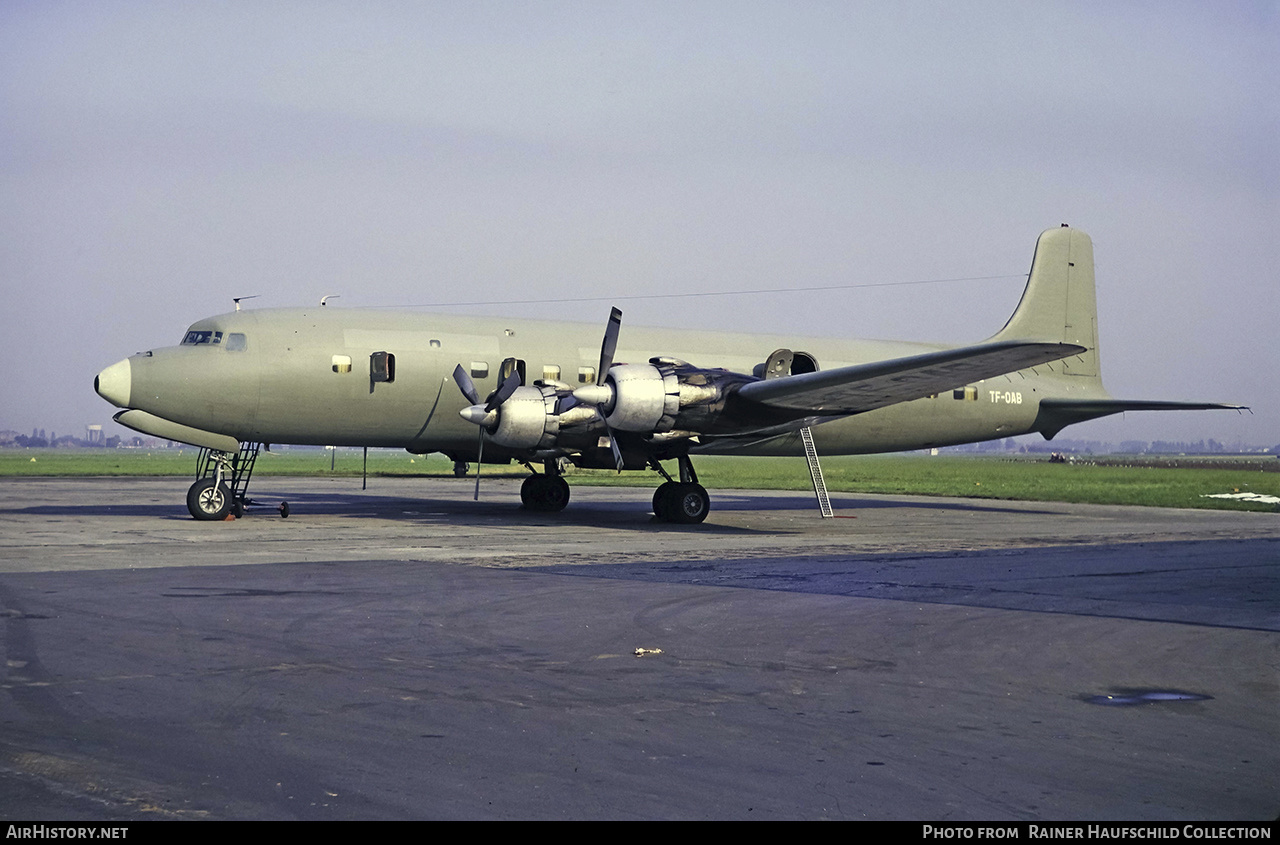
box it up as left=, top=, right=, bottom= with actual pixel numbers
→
left=94, top=227, right=1234, bottom=521
left=98, top=305, right=1081, bottom=459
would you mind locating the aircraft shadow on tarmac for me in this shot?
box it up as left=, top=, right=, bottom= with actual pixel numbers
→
left=706, top=492, right=1058, bottom=516
left=1, top=487, right=1057, bottom=526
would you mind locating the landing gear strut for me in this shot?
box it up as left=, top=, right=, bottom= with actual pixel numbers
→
left=651, top=455, right=710, bottom=524
left=520, top=460, right=571, bottom=512
left=188, top=443, right=288, bottom=520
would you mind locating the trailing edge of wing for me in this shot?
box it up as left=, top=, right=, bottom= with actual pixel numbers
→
left=1033, top=398, right=1248, bottom=440
left=734, top=340, right=1087, bottom=417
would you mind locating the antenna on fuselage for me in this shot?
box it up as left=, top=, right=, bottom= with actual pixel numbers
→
left=232, top=296, right=259, bottom=311
left=321, top=295, right=340, bottom=306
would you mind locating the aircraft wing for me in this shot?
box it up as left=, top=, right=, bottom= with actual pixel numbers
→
left=732, top=340, right=1086, bottom=418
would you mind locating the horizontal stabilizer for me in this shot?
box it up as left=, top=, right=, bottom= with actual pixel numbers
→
left=736, top=340, right=1086, bottom=417
left=1033, top=399, right=1248, bottom=440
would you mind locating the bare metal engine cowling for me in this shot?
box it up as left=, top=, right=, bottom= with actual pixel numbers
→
left=483, top=359, right=752, bottom=451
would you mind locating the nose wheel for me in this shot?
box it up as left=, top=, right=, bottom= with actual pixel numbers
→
left=187, top=477, right=233, bottom=521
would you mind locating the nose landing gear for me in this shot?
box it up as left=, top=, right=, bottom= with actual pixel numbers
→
left=187, top=443, right=289, bottom=520
left=187, top=476, right=233, bottom=520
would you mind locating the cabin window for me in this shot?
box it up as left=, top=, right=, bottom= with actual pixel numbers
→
left=542, top=365, right=561, bottom=382
left=953, top=386, right=977, bottom=401
left=470, top=362, right=489, bottom=379
left=332, top=355, right=352, bottom=374
left=226, top=333, right=247, bottom=351
left=370, top=351, right=395, bottom=383
left=578, top=366, right=596, bottom=384
left=429, top=339, right=441, bottom=348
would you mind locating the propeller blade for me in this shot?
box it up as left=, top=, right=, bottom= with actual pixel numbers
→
left=606, top=426, right=623, bottom=472
left=597, top=307, right=622, bottom=381
left=474, top=428, right=484, bottom=500
left=452, top=364, right=480, bottom=405
left=485, top=369, right=522, bottom=413
left=574, top=307, right=623, bottom=409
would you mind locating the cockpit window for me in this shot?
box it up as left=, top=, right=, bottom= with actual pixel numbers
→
left=182, top=330, right=223, bottom=346
left=226, top=333, right=247, bottom=351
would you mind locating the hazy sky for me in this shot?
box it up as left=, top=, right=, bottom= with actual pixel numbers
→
left=2, top=1, right=1276, bottom=447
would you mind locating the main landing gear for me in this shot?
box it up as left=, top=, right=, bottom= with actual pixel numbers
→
left=187, top=444, right=289, bottom=521
left=520, top=460, right=571, bottom=512
left=650, top=455, right=710, bottom=524
left=517, top=455, right=709, bottom=523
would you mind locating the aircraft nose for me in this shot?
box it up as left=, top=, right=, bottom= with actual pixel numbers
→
left=95, top=358, right=132, bottom=408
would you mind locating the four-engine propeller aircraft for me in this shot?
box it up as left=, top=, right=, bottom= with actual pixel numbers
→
left=94, top=226, right=1240, bottom=522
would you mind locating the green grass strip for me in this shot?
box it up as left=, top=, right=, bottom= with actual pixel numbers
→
left=4, top=449, right=1276, bottom=512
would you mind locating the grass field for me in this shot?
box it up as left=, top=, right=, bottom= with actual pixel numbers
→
left=3, top=448, right=1277, bottom=512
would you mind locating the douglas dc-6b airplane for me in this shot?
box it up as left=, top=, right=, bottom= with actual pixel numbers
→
left=94, top=225, right=1240, bottom=523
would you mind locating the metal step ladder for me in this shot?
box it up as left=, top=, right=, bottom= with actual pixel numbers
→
left=197, top=442, right=261, bottom=505
left=800, top=427, right=834, bottom=518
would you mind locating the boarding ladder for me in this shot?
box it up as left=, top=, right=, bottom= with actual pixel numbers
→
left=196, top=442, right=262, bottom=506
left=800, top=427, right=834, bottom=518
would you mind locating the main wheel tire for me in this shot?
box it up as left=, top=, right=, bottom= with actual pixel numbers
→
left=520, top=475, right=541, bottom=508
left=667, top=482, right=710, bottom=524
left=187, top=478, right=233, bottom=521
left=653, top=482, right=676, bottom=520
left=543, top=476, right=570, bottom=512
left=520, top=475, right=571, bottom=512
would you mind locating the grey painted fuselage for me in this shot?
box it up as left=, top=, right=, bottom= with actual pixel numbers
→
left=117, top=308, right=1085, bottom=457
left=94, top=226, right=1231, bottom=472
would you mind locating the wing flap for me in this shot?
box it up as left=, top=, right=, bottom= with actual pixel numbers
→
left=735, top=340, right=1087, bottom=416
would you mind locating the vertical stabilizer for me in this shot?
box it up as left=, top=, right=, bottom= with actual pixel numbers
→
left=998, top=226, right=1244, bottom=438
left=991, top=225, right=1100, bottom=382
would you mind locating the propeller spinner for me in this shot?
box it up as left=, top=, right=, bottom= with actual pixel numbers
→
left=452, top=362, right=522, bottom=499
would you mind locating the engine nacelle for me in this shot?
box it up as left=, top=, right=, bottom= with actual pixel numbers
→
left=601, top=359, right=737, bottom=433
left=480, top=384, right=607, bottom=450
left=601, top=364, right=676, bottom=432
left=487, top=385, right=560, bottom=449
left=472, top=358, right=756, bottom=451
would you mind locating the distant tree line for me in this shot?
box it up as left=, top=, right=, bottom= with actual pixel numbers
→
left=5, top=431, right=123, bottom=448
left=943, top=437, right=1274, bottom=456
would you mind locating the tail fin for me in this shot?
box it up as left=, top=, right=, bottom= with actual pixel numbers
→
left=997, top=226, right=1246, bottom=438
left=990, top=224, right=1102, bottom=384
